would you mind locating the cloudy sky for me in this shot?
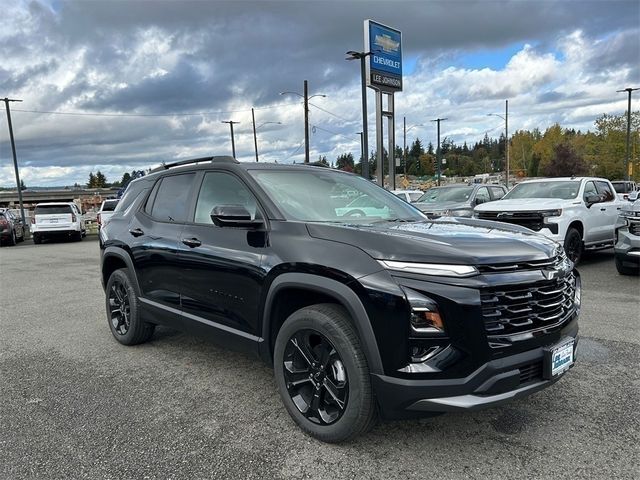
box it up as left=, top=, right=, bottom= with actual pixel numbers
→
left=1, top=0, right=639, bottom=187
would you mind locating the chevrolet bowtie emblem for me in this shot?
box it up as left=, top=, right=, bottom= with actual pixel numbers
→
left=374, top=34, right=400, bottom=53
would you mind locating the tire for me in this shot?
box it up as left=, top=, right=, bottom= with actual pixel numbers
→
left=615, top=256, right=639, bottom=276
left=33, top=234, right=42, bottom=244
left=105, top=268, right=155, bottom=345
left=564, top=228, right=583, bottom=265
left=274, top=304, right=377, bottom=443
left=8, top=230, right=17, bottom=246
left=73, top=231, right=82, bottom=241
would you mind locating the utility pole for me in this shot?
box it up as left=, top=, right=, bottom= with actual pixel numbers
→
left=346, top=51, right=374, bottom=180
left=221, top=120, right=240, bottom=158
left=431, top=118, right=447, bottom=186
left=357, top=132, right=364, bottom=171
left=303, top=80, right=310, bottom=163
left=505, top=100, right=509, bottom=188
left=251, top=108, right=259, bottom=162
left=2, top=97, right=26, bottom=227
left=403, top=116, right=407, bottom=178
left=617, top=87, right=639, bottom=181
left=281, top=82, right=325, bottom=164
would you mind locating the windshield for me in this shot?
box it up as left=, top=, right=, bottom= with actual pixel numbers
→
left=249, top=169, right=425, bottom=223
left=416, top=186, right=474, bottom=204
left=503, top=181, right=580, bottom=200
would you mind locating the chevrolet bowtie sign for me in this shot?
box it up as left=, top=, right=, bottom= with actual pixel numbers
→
left=365, top=20, right=402, bottom=92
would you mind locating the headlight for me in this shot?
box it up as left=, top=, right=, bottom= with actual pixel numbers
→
left=379, top=260, right=478, bottom=277
left=541, top=209, right=562, bottom=218
left=403, top=287, right=445, bottom=334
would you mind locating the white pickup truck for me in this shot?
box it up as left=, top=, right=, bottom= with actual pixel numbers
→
left=475, top=177, right=624, bottom=264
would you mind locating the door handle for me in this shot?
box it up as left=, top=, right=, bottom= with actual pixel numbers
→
left=129, top=228, right=144, bottom=237
left=600, top=208, right=606, bottom=211
left=617, top=207, right=622, bottom=210
left=182, top=237, right=202, bottom=248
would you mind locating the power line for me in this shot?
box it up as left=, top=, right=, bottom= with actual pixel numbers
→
left=311, top=124, right=357, bottom=141
left=10, top=102, right=301, bottom=118
left=285, top=138, right=306, bottom=160
left=308, top=102, right=353, bottom=123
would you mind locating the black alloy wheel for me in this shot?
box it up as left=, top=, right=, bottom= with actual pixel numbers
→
left=274, top=304, right=376, bottom=443
left=564, top=228, right=583, bottom=265
left=108, top=279, right=131, bottom=335
left=104, top=268, right=155, bottom=345
left=282, top=329, right=349, bottom=426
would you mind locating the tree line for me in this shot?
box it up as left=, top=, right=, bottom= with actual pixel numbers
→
left=332, top=110, right=639, bottom=181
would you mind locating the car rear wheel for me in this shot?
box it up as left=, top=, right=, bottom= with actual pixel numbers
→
left=8, top=230, right=17, bottom=246
left=33, top=234, right=42, bottom=244
left=105, top=268, right=155, bottom=345
left=274, top=304, right=377, bottom=443
left=615, top=256, right=639, bottom=276
left=564, top=228, right=583, bottom=265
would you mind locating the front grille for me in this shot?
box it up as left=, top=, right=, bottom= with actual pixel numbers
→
left=481, top=273, right=576, bottom=336
left=629, top=220, right=640, bottom=236
left=478, top=255, right=564, bottom=274
left=477, top=211, right=544, bottom=231
left=519, top=361, right=543, bottom=384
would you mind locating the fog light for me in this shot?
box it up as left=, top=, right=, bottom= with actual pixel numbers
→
left=411, top=307, right=445, bottom=333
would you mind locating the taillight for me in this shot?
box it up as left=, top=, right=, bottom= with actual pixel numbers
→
left=0, top=218, right=8, bottom=226
left=97, top=213, right=101, bottom=225
left=31, top=217, right=35, bottom=224
left=71, top=213, right=77, bottom=222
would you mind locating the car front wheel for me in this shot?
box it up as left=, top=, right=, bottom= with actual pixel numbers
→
left=105, top=268, right=155, bottom=345
left=274, top=304, right=377, bottom=443
left=564, top=228, right=583, bottom=265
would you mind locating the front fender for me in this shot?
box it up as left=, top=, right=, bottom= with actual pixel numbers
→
left=260, top=272, right=384, bottom=375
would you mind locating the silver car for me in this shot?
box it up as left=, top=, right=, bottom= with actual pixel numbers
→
left=614, top=200, right=640, bottom=275
left=413, top=183, right=507, bottom=218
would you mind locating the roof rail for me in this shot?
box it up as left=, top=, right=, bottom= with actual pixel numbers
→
left=150, top=156, right=238, bottom=173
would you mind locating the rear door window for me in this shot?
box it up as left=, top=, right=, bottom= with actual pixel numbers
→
left=150, top=173, right=196, bottom=222
left=475, top=187, right=491, bottom=204
left=35, top=205, right=72, bottom=215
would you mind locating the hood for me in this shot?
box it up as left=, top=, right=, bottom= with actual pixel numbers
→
left=414, top=200, right=470, bottom=212
left=306, top=218, right=559, bottom=266
left=475, top=198, right=575, bottom=212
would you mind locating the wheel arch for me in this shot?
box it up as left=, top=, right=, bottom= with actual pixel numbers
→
left=261, top=273, right=384, bottom=375
left=102, top=247, right=141, bottom=295
left=566, top=220, right=584, bottom=240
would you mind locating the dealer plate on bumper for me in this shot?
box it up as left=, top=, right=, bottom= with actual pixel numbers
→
left=544, top=338, right=575, bottom=379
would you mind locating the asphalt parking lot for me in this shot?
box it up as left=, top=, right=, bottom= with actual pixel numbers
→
left=1, top=237, right=638, bottom=479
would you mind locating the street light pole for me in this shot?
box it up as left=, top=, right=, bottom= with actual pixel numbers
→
left=488, top=101, right=510, bottom=188
left=2, top=97, right=26, bottom=227
left=346, top=51, right=375, bottom=180
left=281, top=83, right=326, bottom=164
left=221, top=120, right=240, bottom=158
left=431, top=118, right=447, bottom=186
left=617, top=87, right=639, bottom=181
left=357, top=132, right=364, bottom=171
left=402, top=119, right=423, bottom=179
left=251, top=111, right=281, bottom=163
left=252, top=108, right=259, bottom=162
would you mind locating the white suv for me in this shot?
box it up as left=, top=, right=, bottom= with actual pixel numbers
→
left=475, top=177, right=623, bottom=264
left=32, top=202, right=86, bottom=244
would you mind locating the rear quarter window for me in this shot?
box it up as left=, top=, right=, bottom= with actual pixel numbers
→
left=101, top=200, right=119, bottom=212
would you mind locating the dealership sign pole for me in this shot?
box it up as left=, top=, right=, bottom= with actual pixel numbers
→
left=364, top=20, right=402, bottom=190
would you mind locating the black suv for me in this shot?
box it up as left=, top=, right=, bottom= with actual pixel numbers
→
left=100, top=156, right=580, bottom=443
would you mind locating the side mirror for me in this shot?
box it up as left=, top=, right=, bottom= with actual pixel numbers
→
left=210, top=205, right=263, bottom=228
left=585, top=194, right=601, bottom=207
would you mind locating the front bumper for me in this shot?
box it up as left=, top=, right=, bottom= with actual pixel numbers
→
left=372, top=317, right=578, bottom=418
left=615, top=228, right=640, bottom=265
